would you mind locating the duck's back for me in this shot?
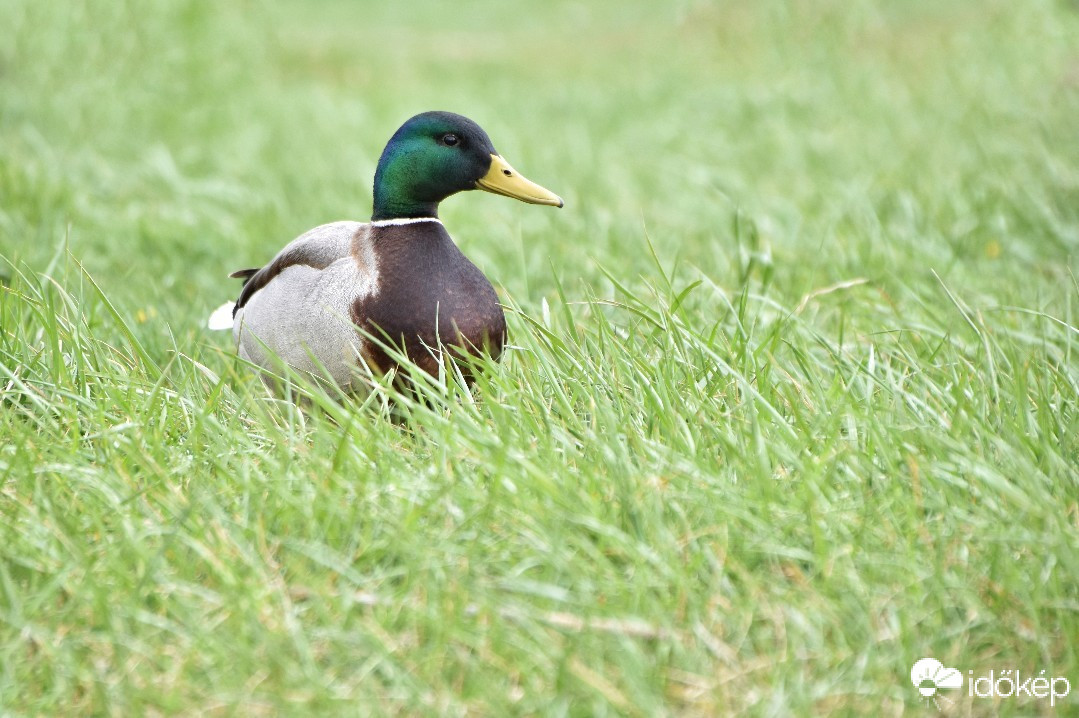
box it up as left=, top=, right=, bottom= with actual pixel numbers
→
left=232, top=221, right=372, bottom=389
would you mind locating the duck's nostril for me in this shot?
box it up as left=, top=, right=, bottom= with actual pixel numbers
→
left=503, top=169, right=512, bottom=176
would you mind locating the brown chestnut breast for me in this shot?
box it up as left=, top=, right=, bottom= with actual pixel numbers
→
left=352, top=222, right=506, bottom=376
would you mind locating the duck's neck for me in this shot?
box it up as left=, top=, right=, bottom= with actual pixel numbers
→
left=371, top=195, right=440, bottom=222
left=371, top=159, right=442, bottom=221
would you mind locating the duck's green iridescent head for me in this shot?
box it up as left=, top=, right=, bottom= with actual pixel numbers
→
left=372, top=111, right=563, bottom=221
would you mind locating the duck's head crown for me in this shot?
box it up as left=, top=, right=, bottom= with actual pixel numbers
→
left=372, top=111, right=562, bottom=221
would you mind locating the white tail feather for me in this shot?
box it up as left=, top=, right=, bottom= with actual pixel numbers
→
left=207, top=302, right=236, bottom=330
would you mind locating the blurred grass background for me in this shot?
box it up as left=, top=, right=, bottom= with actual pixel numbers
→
left=1, top=0, right=1078, bottom=715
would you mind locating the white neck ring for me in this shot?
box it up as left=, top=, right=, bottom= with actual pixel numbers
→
left=370, top=217, right=443, bottom=228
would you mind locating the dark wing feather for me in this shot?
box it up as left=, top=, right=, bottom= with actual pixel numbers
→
left=229, top=268, right=260, bottom=283
left=232, top=254, right=322, bottom=316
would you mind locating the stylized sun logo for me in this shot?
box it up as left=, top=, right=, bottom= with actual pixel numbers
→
left=911, top=658, right=963, bottom=710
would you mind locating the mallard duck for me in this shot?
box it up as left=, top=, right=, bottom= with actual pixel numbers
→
left=208, top=111, right=562, bottom=390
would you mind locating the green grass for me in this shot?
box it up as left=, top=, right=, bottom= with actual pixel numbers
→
left=2, top=0, right=1078, bottom=715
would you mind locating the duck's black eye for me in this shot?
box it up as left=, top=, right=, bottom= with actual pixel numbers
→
left=442, top=133, right=459, bottom=147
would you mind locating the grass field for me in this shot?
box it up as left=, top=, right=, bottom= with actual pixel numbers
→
left=2, top=0, right=1078, bottom=715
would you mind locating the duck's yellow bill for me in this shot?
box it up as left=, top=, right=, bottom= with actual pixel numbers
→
left=476, top=154, right=563, bottom=207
